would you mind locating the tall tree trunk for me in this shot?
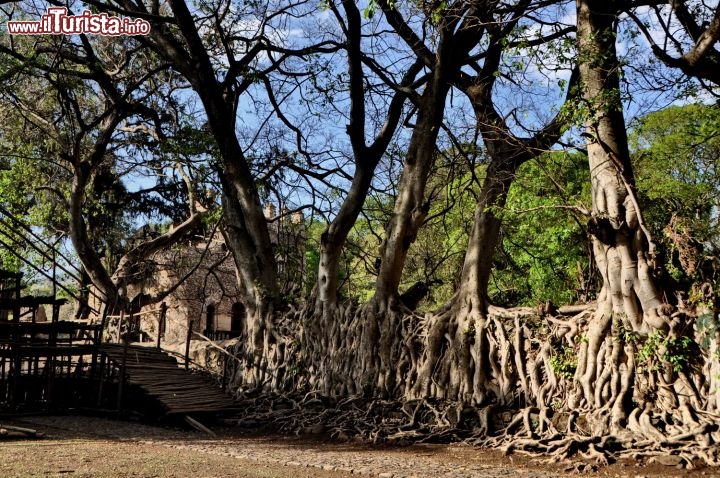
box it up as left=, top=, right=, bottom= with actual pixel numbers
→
left=211, top=120, right=280, bottom=388
left=371, top=0, right=490, bottom=307
left=350, top=66, right=450, bottom=396
left=214, top=134, right=279, bottom=306
left=409, top=18, right=579, bottom=402
left=315, top=1, right=421, bottom=308
left=317, top=164, right=374, bottom=305
left=299, top=1, right=424, bottom=396
left=69, top=163, right=119, bottom=307
left=410, top=155, right=519, bottom=403
left=574, top=0, right=665, bottom=431
left=364, top=1, right=537, bottom=398
left=374, top=72, right=450, bottom=305
left=138, top=0, right=280, bottom=388
left=203, top=73, right=281, bottom=390
left=138, top=0, right=278, bottom=310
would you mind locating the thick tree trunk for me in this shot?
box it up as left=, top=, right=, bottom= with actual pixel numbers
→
left=143, top=0, right=278, bottom=310
left=317, top=161, right=376, bottom=305
left=69, top=163, right=119, bottom=306
left=361, top=1, right=566, bottom=400
left=207, top=96, right=281, bottom=390
left=408, top=30, right=578, bottom=404
left=577, top=0, right=663, bottom=325
left=315, top=1, right=421, bottom=307
left=348, top=64, right=451, bottom=396
left=134, top=0, right=280, bottom=390
left=330, top=7, right=464, bottom=396
left=411, top=156, right=518, bottom=404
left=574, top=0, right=668, bottom=432
left=298, top=2, right=426, bottom=398
left=216, top=159, right=278, bottom=305
left=374, top=74, right=450, bottom=304
left=308, top=167, right=376, bottom=395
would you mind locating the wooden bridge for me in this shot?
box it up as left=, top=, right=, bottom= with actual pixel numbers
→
left=0, top=321, right=238, bottom=419
left=0, top=269, right=238, bottom=420
left=99, top=343, right=238, bottom=417
left=0, top=203, right=238, bottom=421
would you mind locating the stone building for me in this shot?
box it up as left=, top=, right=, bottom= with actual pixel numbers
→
left=99, top=204, right=307, bottom=346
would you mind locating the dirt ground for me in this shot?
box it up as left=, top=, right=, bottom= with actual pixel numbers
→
left=1, top=415, right=717, bottom=478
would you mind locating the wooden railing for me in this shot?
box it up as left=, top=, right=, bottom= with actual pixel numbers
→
left=202, top=329, right=242, bottom=341
left=0, top=320, right=117, bottom=410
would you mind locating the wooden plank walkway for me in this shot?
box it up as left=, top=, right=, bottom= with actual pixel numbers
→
left=99, top=344, right=238, bottom=417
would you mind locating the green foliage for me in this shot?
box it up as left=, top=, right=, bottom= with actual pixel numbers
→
left=0, top=38, right=214, bottom=289
left=635, top=330, right=697, bottom=374
left=302, top=220, right=326, bottom=296
left=663, top=335, right=696, bottom=373
left=337, top=146, right=479, bottom=307
left=491, top=152, right=592, bottom=306
left=431, top=1, right=448, bottom=23
left=401, top=160, right=478, bottom=307
left=630, top=103, right=720, bottom=285
left=549, top=343, right=577, bottom=380
left=614, top=318, right=699, bottom=375
left=337, top=149, right=593, bottom=309
left=0, top=110, right=72, bottom=279
left=614, top=319, right=639, bottom=344
left=362, top=0, right=396, bottom=19
left=394, top=145, right=495, bottom=307
left=696, top=312, right=718, bottom=350
left=342, top=194, right=389, bottom=303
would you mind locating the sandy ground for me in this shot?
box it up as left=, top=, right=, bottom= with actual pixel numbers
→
left=0, top=415, right=716, bottom=478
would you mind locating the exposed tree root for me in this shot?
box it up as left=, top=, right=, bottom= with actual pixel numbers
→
left=223, top=388, right=720, bottom=468
left=207, top=297, right=720, bottom=467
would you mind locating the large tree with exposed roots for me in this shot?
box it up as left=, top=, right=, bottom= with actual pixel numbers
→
left=2, top=0, right=720, bottom=467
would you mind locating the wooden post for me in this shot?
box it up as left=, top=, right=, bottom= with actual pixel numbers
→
left=8, top=273, right=20, bottom=408
left=51, top=298, right=60, bottom=324
left=11, top=272, right=20, bottom=322
left=156, top=319, right=162, bottom=350
left=96, top=353, right=106, bottom=408
left=114, top=310, right=122, bottom=344
left=46, top=347, right=55, bottom=411
left=185, top=320, right=194, bottom=371
left=98, top=302, right=111, bottom=345
left=156, top=302, right=167, bottom=351
left=116, top=311, right=128, bottom=415
left=221, top=353, right=227, bottom=392
left=10, top=342, right=20, bottom=408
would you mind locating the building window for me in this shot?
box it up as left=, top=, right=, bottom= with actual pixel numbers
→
left=205, top=304, right=216, bottom=334
left=231, top=302, right=245, bottom=334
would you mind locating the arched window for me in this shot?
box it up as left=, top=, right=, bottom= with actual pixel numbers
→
left=231, top=302, right=245, bottom=334
left=205, top=304, right=216, bottom=334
